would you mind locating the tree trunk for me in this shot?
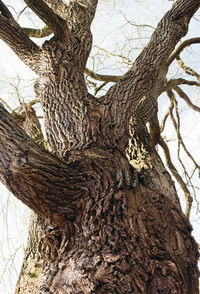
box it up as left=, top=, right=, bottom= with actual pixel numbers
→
left=14, top=145, right=199, bottom=293
left=14, top=117, right=199, bottom=293
left=0, top=0, right=199, bottom=293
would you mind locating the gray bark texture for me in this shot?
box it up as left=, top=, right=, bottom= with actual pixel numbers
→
left=0, top=0, right=199, bottom=293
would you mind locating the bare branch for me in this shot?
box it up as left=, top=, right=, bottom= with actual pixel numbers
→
left=159, top=137, right=192, bottom=217
left=147, top=94, right=198, bottom=217
left=23, top=1, right=98, bottom=38
left=168, top=37, right=200, bottom=65
left=0, top=97, right=12, bottom=112
left=176, top=57, right=200, bottom=81
left=43, top=0, right=67, bottom=18
left=166, top=90, right=178, bottom=129
left=160, top=101, right=174, bottom=133
left=162, top=90, right=200, bottom=216
left=0, top=0, right=14, bottom=19
left=24, top=0, right=66, bottom=37
left=174, top=98, right=200, bottom=174
left=12, top=103, right=45, bottom=147
left=174, top=86, right=200, bottom=112
left=0, top=3, right=41, bottom=73
left=66, top=0, right=98, bottom=38
left=94, top=82, right=108, bottom=95
left=0, top=103, right=94, bottom=225
left=85, top=68, right=121, bottom=83
left=121, top=13, right=155, bottom=31
left=94, top=46, right=133, bottom=65
left=70, top=0, right=98, bottom=25
left=166, top=78, right=200, bottom=90
left=100, top=0, right=200, bottom=133
left=14, top=98, right=41, bottom=114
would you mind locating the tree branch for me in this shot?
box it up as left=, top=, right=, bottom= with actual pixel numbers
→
left=22, top=1, right=98, bottom=39
left=85, top=73, right=200, bottom=94
left=166, top=90, right=178, bottom=129
left=100, top=0, right=200, bottom=134
left=173, top=85, right=200, bottom=112
left=166, top=78, right=200, bottom=90
left=0, top=0, right=14, bottom=19
left=176, top=56, right=200, bottom=81
left=24, top=0, right=66, bottom=37
left=68, top=0, right=98, bottom=28
left=159, top=137, right=192, bottom=217
left=162, top=89, right=200, bottom=216
left=0, top=1, right=41, bottom=73
left=43, top=0, right=67, bottom=19
left=65, top=0, right=98, bottom=45
left=173, top=96, right=200, bottom=174
left=0, top=103, right=94, bottom=226
left=12, top=103, right=45, bottom=147
left=168, top=37, right=200, bottom=65
left=85, top=67, right=121, bottom=83
left=160, top=101, right=174, bottom=133
left=0, top=97, right=12, bottom=112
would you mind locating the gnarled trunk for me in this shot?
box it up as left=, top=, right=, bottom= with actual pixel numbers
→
left=13, top=111, right=198, bottom=293
left=15, top=153, right=198, bottom=293
left=0, top=0, right=199, bottom=293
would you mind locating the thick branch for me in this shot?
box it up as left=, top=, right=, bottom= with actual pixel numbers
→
left=101, top=0, right=200, bottom=136
left=12, top=103, right=45, bottom=147
left=68, top=0, right=98, bottom=28
left=0, top=0, right=13, bottom=19
left=0, top=1, right=40, bottom=73
left=24, top=0, right=66, bottom=36
left=0, top=104, right=93, bottom=225
left=66, top=0, right=98, bottom=44
left=43, top=0, right=67, bottom=18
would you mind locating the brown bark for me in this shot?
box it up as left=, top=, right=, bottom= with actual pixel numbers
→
left=0, top=0, right=199, bottom=293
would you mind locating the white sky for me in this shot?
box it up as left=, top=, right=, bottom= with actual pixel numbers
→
left=0, top=0, right=200, bottom=292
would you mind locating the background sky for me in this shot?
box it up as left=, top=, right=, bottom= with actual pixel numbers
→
left=0, top=1, right=200, bottom=292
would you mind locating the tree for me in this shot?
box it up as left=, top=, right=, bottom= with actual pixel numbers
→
left=0, top=0, right=199, bottom=293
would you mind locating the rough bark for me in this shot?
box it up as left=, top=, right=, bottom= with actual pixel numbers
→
left=0, top=0, right=199, bottom=293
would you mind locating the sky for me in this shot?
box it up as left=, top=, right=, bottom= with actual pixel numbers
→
left=0, top=0, right=200, bottom=293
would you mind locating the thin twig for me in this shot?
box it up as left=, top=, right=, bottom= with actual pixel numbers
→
left=94, top=45, right=133, bottom=65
